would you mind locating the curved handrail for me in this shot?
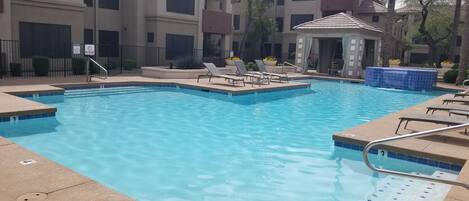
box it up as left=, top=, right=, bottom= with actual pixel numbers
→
left=363, top=123, right=469, bottom=190
left=463, top=79, right=469, bottom=88
left=283, top=61, right=304, bottom=73
left=89, top=58, right=108, bottom=80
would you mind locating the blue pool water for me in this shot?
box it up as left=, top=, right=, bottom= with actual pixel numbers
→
left=0, top=80, right=455, bottom=201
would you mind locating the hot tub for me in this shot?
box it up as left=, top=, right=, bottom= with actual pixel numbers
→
left=365, top=67, right=438, bottom=91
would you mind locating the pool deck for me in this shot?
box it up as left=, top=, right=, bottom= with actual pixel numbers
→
left=1, top=75, right=468, bottom=200
left=333, top=94, right=469, bottom=201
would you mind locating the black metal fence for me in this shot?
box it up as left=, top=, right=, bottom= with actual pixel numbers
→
left=0, top=40, right=231, bottom=79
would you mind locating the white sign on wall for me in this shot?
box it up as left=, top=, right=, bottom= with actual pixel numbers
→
left=72, top=44, right=81, bottom=55
left=84, top=44, right=95, bottom=56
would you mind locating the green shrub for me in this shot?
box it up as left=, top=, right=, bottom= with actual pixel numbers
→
left=10, top=63, right=22, bottom=77
left=246, top=62, right=258, bottom=71
left=443, top=69, right=469, bottom=83
left=90, top=63, right=101, bottom=75
left=105, top=61, right=118, bottom=70
left=32, top=56, right=50, bottom=76
left=0, top=53, right=6, bottom=76
left=72, top=58, right=86, bottom=75
left=451, top=64, right=459, bottom=70
left=123, top=59, right=137, bottom=70
left=175, top=57, right=203, bottom=69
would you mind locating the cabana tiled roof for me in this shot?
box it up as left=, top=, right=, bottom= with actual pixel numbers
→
left=293, top=12, right=383, bottom=33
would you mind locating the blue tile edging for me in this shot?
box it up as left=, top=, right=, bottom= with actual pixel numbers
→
left=334, top=140, right=463, bottom=172
left=0, top=112, right=56, bottom=122
left=16, top=92, right=64, bottom=98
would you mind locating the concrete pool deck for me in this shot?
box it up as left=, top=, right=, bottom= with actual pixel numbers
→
left=0, top=75, right=468, bottom=200
left=333, top=94, right=469, bottom=201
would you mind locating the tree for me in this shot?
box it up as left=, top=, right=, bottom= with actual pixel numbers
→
left=448, top=0, right=462, bottom=62
left=456, top=3, right=469, bottom=84
left=238, top=0, right=275, bottom=58
left=249, top=17, right=277, bottom=59
left=406, top=0, right=453, bottom=67
left=382, top=0, right=396, bottom=67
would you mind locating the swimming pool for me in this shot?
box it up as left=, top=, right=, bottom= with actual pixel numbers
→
left=0, top=80, right=455, bottom=201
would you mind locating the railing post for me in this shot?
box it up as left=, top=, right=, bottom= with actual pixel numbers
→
left=63, top=42, right=67, bottom=77
left=86, top=56, right=90, bottom=82
left=0, top=38, right=3, bottom=80
left=120, top=44, right=123, bottom=74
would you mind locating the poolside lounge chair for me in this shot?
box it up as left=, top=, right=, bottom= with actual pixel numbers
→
left=443, top=98, right=469, bottom=104
left=395, top=114, right=469, bottom=134
left=454, top=90, right=469, bottom=98
left=198, top=63, right=245, bottom=86
left=426, top=104, right=469, bottom=114
left=234, top=60, right=270, bottom=86
left=254, top=60, right=289, bottom=82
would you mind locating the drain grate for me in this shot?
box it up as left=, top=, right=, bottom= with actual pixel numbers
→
left=366, top=171, right=457, bottom=201
left=16, top=193, right=47, bottom=201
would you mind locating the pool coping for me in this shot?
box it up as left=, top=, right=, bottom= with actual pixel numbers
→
left=0, top=75, right=468, bottom=201
left=332, top=93, right=469, bottom=201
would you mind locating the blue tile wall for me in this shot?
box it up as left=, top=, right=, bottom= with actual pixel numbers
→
left=365, top=67, right=438, bottom=91
left=0, top=112, right=56, bottom=122
left=17, top=92, right=64, bottom=98
left=334, top=140, right=462, bottom=172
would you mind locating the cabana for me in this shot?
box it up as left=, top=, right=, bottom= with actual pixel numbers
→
left=293, top=13, right=383, bottom=79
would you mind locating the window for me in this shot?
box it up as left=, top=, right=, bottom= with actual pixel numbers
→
left=98, top=30, right=119, bottom=57
left=84, top=29, right=93, bottom=44
left=263, top=43, right=272, bottom=57
left=457, top=36, right=462, bottom=47
left=372, top=16, right=379, bottom=23
left=99, top=0, right=119, bottom=10
left=276, top=17, right=283, bottom=32
left=20, top=22, right=71, bottom=58
left=409, top=53, right=428, bottom=64
left=277, top=0, right=284, bottom=5
left=232, top=41, right=239, bottom=56
left=84, top=0, right=93, bottom=7
left=233, top=15, right=240, bottom=30
left=274, top=44, right=282, bottom=60
left=167, top=0, right=195, bottom=15
left=288, top=43, right=296, bottom=59
left=147, top=32, right=154, bottom=43
left=166, top=34, right=194, bottom=60
left=0, top=0, right=3, bottom=13
left=290, top=14, right=313, bottom=30
left=455, top=55, right=460, bottom=63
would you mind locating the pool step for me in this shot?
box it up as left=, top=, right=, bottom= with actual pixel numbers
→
left=65, top=87, right=159, bottom=98
left=366, top=171, right=458, bottom=201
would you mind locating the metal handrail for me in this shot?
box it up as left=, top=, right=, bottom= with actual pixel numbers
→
left=89, top=58, right=108, bottom=80
left=463, top=79, right=469, bottom=88
left=363, top=123, right=469, bottom=190
left=283, top=61, right=304, bottom=73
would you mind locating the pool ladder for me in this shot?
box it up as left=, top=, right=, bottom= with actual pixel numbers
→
left=363, top=123, right=469, bottom=190
left=86, top=57, right=108, bottom=82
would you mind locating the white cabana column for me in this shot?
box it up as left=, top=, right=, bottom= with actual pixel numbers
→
left=295, top=34, right=313, bottom=70
left=341, top=35, right=365, bottom=78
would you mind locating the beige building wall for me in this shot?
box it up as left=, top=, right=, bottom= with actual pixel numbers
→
left=0, top=0, right=12, bottom=40
left=84, top=0, right=122, bottom=44
left=10, top=0, right=84, bottom=43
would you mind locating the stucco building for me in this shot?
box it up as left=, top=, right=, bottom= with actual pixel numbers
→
left=0, top=0, right=233, bottom=69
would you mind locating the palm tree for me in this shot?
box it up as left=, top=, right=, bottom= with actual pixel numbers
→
left=382, top=0, right=396, bottom=67
left=456, top=3, right=469, bottom=84
left=448, top=0, right=462, bottom=62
